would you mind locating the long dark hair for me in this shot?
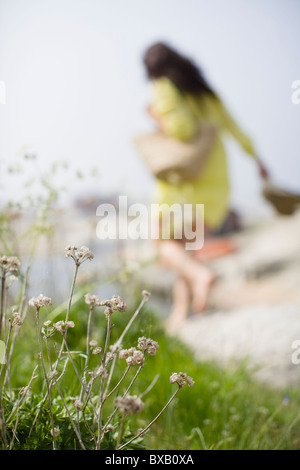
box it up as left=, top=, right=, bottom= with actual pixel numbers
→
left=144, top=42, right=216, bottom=97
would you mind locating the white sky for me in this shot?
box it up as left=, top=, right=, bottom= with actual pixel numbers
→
left=0, top=0, right=299, bottom=216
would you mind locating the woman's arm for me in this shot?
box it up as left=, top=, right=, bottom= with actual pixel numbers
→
left=216, top=97, right=270, bottom=180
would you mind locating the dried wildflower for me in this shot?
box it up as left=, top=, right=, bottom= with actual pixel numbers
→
left=92, top=347, right=102, bottom=355
left=53, top=320, right=75, bottom=333
left=106, top=351, right=115, bottom=362
left=137, top=336, right=148, bottom=351
left=50, top=427, right=60, bottom=437
left=142, top=290, right=151, bottom=300
left=74, top=399, right=83, bottom=411
left=96, top=365, right=108, bottom=379
left=65, top=245, right=94, bottom=265
left=53, top=321, right=64, bottom=332
left=147, top=340, right=159, bottom=356
left=104, top=306, right=114, bottom=318
left=43, top=320, right=52, bottom=327
left=119, top=349, right=129, bottom=360
left=126, top=356, right=136, bottom=367
left=137, top=337, right=159, bottom=356
left=132, top=349, right=144, bottom=366
left=0, top=256, right=21, bottom=276
left=186, top=376, right=195, bottom=387
left=115, top=395, right=144, bottom=416
left=28, top=294, right=52, bottom=310
left=12, top=312, right=22, bottom=326
left=120, top=347, right=145, bottom=367
left=84, top=293, right=101, bottom=307
left=170, top=372, right=194, bottom=388
left=111, top=295, right=127, bottom=312
left=106, top=424, right=115, bottom=433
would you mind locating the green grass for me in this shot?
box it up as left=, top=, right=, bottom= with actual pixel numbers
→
left=5, top=295, right=300, bottom=450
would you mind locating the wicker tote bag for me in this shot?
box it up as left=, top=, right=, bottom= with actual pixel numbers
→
left=134, top=122, right=216, bottom=183
left=262, top=181, right=300, bottom=215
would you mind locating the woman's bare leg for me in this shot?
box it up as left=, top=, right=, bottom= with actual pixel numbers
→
left=158, top=239, right=215, bottom=314
left=164, top=277, right=190, bottom=332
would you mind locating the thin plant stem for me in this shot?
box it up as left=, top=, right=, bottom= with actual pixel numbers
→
left=96, top=313, right=112, bottom=449
left=6, top=365, right=38, bottom=424
left=32, top=261, right=79, bottom=430
left=0, top=393, right=8, bottom=450
left=114, top=297, right=147, bottom=350
left=140, top=374, right=160, bottom=398
left=102, top=365, right=143, bottom=434
left=0, top=272, right=6, bottom=340
left=104, top=366, right=130, bottom=402
left=28, top=358, right=68, bottom=438
left=3, top=305, right=28, bottom=395
left=79, top=305, right=93, bottom=402
left=36, top=308, right=57, bottom=450
left=52, top=376, right=86, bottom=450
left=103, top=297, right=147, bottom=400
left=0, top=321, right=13, bottom=384
left=61, top=334, right=98, bottom=419
left=117, top=385, right=182, bottom=450
left=116, top=416, right=125, bottom=448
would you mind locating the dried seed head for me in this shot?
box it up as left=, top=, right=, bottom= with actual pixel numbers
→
left=106, top=424, right=115, bottom=433
left=96, top=365, right=108, bottom=379
left=121, top=347, right=144, bottom=367
left=43, top=320, right=52, bottom=327
left=137, top=337, right=159, bottom=356
left=84, top=293, right=101, bottom=307
left=170, top=372, right=194, bottom=388
left=137, top=336, right=148, bottom=351
left=132, top=349, right=144, bottom=366
left=89, top=339, right=98, bottom=348
left=104, top=306, right=114, bottom=317
left=110, top=295, right=126, bottom=312
left=106, top=351, right=115, bottom=362
left=12, top=312, right=22, bottom=326
left=50, top=427, right=60, bottom=437
left=74, top=399, right=83, bottom=411
left=0, top=256, right=21, bottom=276
left=53, top=320, right=75, bottom=333
left=126, top=356, right=136, bottom=367
left=65, top=245, right=94, bottom=265
left=142, top=290, right=151, bottom=301
left=147, top=339, right=159, bottom=356
left=29, top=294, right=52, bottom=310
left=115, top=395, right=144, bottom=416
left=92, top=347, right=102, bottom=355
left=53, top=320, right=65, bottom=332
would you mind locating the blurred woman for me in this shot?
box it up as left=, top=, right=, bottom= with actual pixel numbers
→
left=143, top=42, right=269, bottom=330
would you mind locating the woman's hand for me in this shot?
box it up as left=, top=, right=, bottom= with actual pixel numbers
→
left=147, top=104, right=164, bottom=130
left=256, top=158, right=270, bottom=181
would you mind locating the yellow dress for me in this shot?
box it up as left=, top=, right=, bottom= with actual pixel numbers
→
left=151, top=77, right=257, bottom=230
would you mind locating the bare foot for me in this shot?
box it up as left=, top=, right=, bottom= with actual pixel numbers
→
left=189, top=266, right=215, bottom=313
left=164, top=278, right=190, bottom=334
